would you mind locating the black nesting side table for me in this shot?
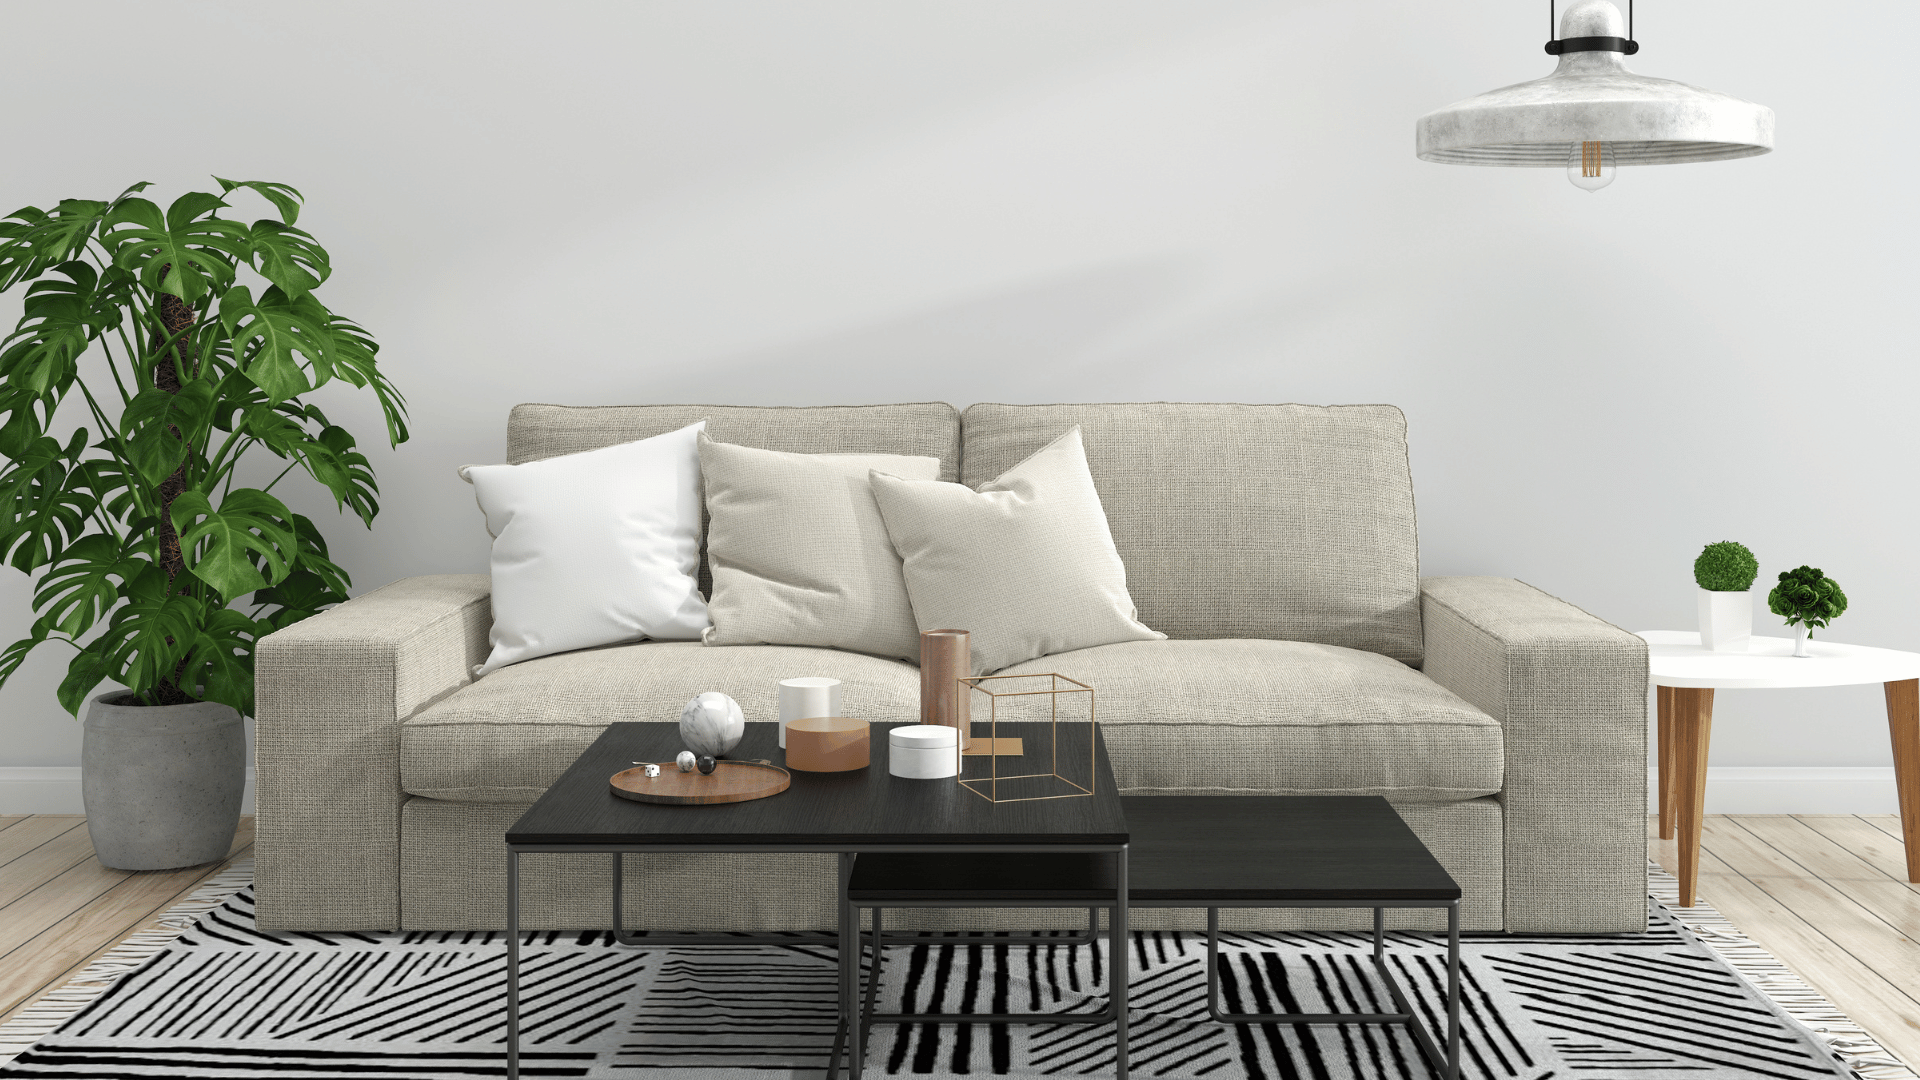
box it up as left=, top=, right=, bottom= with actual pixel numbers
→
left=848, top=795, right=1462, bottom=1080
left=503, top=721, right=1131, bottom=1080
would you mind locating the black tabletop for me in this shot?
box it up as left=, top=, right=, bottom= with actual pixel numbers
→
left=1125, top=796, right=1460, bottom=902
left=507, top=721, right=1126, bottom=848
left=849, top=796, right=1457, bottom=903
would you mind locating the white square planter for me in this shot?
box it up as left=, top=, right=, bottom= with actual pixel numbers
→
left=1698, top=588, right=1753, bottom=652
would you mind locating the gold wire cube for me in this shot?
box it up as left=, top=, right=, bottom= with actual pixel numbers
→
left=956, top=673, right=1096, bottom=803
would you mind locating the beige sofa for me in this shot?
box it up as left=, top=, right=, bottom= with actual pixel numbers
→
left=253, top=402, right=1648, bottom=934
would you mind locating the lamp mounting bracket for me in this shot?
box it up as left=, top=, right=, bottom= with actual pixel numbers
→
left=1545, top=0, right=1637, bottom=55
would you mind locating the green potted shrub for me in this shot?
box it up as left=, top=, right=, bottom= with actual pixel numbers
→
left=0, top=180, right=406, bottom=869
left=1693, top=541, right=1758, bottom=652
left=1769, top=565, right=1847, bottom=657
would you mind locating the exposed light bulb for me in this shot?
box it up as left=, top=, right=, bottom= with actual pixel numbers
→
left=1567, top=140, right=1616, bottom=191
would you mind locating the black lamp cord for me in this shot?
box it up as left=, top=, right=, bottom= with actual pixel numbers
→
left=1546, top=0, right=1639, bottom=55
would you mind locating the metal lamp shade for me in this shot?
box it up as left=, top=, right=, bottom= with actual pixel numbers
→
left=1416, top=0, right=1773, bottom=168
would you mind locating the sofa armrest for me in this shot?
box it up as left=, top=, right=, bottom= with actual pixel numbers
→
left=1420, top=576, right=1648, bottom=932
left=254, top=574, right=491, bottom=930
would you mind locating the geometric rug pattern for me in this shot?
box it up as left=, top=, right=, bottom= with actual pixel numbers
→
left=0, top=882, right=1859, bottom=1079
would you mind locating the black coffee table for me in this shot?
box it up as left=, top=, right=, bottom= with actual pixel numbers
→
left=849, top=796, right=1462, bottom=1079
left=503, top=720, right=1130, bottom=1080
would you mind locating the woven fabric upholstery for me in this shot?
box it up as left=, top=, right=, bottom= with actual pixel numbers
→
left=508, top=403, right=960, bottom=478
left=960, top=403, right=1422, bottom=664
left=401, top=641, right=920, bottom=802
left=399, top=795, right=1501, bottom=932
left=508, top=403, right=961, bottom=595
left=997, top=639, right=1501, bottom=802
left=254, top=575, right=491, bottom=930
left=1420, top=576, right=1648, bottom=933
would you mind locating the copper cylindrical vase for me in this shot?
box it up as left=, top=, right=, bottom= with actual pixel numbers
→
left=919, top=629, right=971, bottom=749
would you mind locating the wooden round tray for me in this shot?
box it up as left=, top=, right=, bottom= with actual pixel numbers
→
left=610, top=760, right=791, bottom=805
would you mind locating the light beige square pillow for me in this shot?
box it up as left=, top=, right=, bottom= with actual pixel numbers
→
left=699, top=434, right=940, bottom=661
left=869, top=426, right=1163, bottom=675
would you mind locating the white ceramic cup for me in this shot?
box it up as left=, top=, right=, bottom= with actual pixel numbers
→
left=778, top=677, right=842, bottom=749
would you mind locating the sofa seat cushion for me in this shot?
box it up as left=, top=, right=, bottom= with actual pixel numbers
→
left=402, top=641, right=919, bottom=802
left=997, top=639, right=1501, bottom=802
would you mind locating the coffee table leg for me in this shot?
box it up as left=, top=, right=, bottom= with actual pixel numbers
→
left=1657, top=685, right=1676, bottom=840
left=507, top=848, right=520, bottom=1080
left=842, top=852, right=861, bottom=1080
left=1672, top=687, right=1715, bottom=907
left=1115, top=844, right=1129, bottom=1080
left=1886, top=680, right=1920, bottom=883
left=1446, top=901, right=1460, bottom=1080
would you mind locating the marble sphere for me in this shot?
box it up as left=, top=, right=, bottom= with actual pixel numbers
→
left=676, top=750, right=697, bottom=773
left=680, top=692, right=745, bottom=757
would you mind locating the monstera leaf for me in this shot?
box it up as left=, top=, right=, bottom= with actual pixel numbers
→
left=169, top=488, right=298, bottom=600
left=0, top=262, right=125, bottom=400
left=33, top=533, right=140, bottom=637
left=0, top=431, right=96, bottom=573
left=0, top=193, right=132, bottom=291
left=246, top=220, right=330, bottom=300
left=177, top=608, right=261, bottom=716
left=0, top=618, right=51, bottom=685
left=214, top=178, right=302, bottom=226
left=324, top=313, right=409, bottom=446
left=253, top=568, right=348, bottom=633
left=218, top=285, right=330, bottom=402
left=56, top=565, right=202, bottom=714
left=102, top=192, right=248, bottom=304
left=122, top=381, right=218, bottom=486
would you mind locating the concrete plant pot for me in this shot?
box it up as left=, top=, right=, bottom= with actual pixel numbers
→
left=81, top=691, right=245, bottom=871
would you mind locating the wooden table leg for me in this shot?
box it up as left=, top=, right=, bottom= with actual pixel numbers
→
left=1657, top=685, right=1676, bottom=840
left=1885, top=679, right=1920, bottom=883
left=1671, top=687, right=1714, bottom=907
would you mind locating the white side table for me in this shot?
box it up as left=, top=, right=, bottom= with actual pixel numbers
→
left=1639, top=630, right=1920, bottom=906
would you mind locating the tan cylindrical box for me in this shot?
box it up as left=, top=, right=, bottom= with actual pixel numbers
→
left=785, top=717, right=870, bottom=772
left=919, top=629, right=971, bottom=750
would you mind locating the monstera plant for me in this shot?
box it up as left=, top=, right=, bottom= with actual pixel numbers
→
left=0, top=179, right=406, bottom=719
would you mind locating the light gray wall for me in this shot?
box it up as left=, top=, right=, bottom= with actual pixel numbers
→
left=1, top=0, right=1910, bottom=771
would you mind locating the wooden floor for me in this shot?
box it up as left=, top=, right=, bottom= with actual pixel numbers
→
left=1650, top=814, right=1920, bottom=1071
left=0, top=813, right=1914, bottom=1068
left=0, top=814, right=252, bottom=1027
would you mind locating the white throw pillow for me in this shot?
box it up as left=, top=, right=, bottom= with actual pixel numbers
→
left=869, top=426, right=1163, bottom=675
left=699, top=434, right=941, bottom=661
left=461, top=421, right=710, bottom=676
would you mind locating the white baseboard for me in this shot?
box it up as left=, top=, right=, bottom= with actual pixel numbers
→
left=0, top=767, right=256, bottom=816
left=1648, top=766, right=1898, bottom=815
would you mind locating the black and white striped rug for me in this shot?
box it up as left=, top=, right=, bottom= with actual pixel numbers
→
left=0, top=869, right=1878, bottom=1080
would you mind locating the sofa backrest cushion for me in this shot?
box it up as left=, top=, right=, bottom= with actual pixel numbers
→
left=509, top=403, right=962, bottom=477
left=509, top=403, right=962, bottom=595
left=959, top=403, right=1422, bottom=665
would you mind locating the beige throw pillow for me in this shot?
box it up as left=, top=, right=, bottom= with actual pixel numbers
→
left=869, top=426, right=1163, bottom=675
left=699, top=434, right=941, bottom=661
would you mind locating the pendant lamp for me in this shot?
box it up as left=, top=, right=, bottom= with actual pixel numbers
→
left=1416, top=0, right=1773, bottom=191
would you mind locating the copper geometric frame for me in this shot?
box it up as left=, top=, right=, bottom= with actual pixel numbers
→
left=955, top=672, right=1095, bottom=803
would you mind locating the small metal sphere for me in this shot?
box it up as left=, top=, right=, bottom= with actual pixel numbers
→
left=697, top=755, right=717, bottom=775
left=676, top=751, right=697, bottom=773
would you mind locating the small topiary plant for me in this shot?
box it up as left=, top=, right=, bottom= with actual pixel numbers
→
left=1769, top=566, right=1848, bottom=630
left=1693, top=541, right=1759, bottom=592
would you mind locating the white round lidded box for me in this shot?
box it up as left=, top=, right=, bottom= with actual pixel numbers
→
left=889, top=724, right=960, bottom=779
